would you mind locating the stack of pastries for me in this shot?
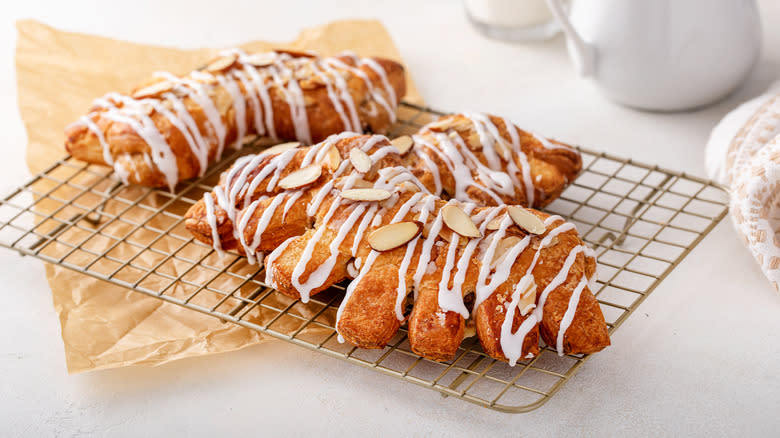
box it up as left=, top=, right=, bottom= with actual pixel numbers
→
left=65, top=49, right=610, bottom=365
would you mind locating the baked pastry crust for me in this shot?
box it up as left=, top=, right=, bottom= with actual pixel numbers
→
left=186, top=112, right=582, bottom=252
left=405, top=113, right=581, bottom=208
left=64, top=49, right=405, bottom=190
left=184, top=131, right=608, bottom=364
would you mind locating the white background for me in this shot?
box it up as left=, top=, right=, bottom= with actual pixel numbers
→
left=0, top=1, right=778, bottom=436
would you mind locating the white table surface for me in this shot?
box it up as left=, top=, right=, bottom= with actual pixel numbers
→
left=1, top=1, right=778, bottom=436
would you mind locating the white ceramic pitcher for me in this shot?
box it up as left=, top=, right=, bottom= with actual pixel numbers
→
left=545, top=0, right=762, bottom=111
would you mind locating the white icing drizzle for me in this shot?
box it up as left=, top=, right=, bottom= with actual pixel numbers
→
left=413, top=147, right=442, bottom=194
left=267, top=55, right=311, bottom=144
left=477, top=113, right=535, bottom=206
left=412, top=113, right=562, bottom=207
left=73, top=116, right=112, bottom=165
left=240, top=63, right=276, bottom=139
left=282, top=190, right=304, bottom=220
left=184, top=72, right=229, bottom=155
left=360, top=57, right=398, bottom=116
left=500, top=274, right=538, bottom=366
left=336, top=191, right=424, bottom=340
left=473, top=211, right=517, bottom=309
left=232, top=69, right=264, bottom=137
left=75, top=50, right=396, bottom=190
left=316, top=59, right=361, bottom=132
left=291, top=201, right=367, bottom=302
left=202, top=193, right=224, bottom=255
left=531, top=131, right=576, bottom=152
left=556, top=277, right=588, bottom=355
left=412, top=199, right=454, bottom=292
left=160, top=91, right=210, bottom=175
left=475, top=230, right=532, bottom=310
left=413, top=133, right=504, bottom=205
left=196, top=131, right=591, bottom=363
left=242, top=194, right=286, bottom=265
left=264, top=235, right=297, bottom=287
left=464, top=112, right=501, bottom=168
left=327, top=56, right=396, bottom=122
left=436, top=202, right=480, bottom=318
left=534, top=246, right=585, bottom=322
left=214, top=73, right=247, bottom=151
left=351, top=203, right=379, bottom=256
left=391, top=192, right=428, bottom=319
left=92, top=93, right=180, bottom=191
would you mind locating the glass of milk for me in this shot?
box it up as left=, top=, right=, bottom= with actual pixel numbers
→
left=465, top=0, right=562, bottom=42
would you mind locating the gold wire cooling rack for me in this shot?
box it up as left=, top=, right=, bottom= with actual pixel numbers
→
left=0, top=102, right=729, bottom=413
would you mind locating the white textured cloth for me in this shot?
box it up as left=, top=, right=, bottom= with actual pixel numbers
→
left=705, top=81, right=780, bottom=291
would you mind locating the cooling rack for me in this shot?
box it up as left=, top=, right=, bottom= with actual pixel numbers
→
left=0, top=102, right=729, bottom=413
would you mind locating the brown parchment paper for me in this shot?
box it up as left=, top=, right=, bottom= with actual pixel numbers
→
left=15, top=19, right=422, bottom=373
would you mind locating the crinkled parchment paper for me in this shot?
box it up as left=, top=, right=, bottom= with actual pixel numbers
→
left=15, top=19, right=421, bottom=373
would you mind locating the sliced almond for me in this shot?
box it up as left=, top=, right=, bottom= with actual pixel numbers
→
left=132, top=80, right=174, bottom=99
left=300, top=76, right=326, bottom=90
left=521, top=280, right=536, bottom=299
left=279, top=164, right=321, bottom=190
left=518, top=282, right=537, bottom=316
left=245, top=53, right=276, bottom=68
left=350, top=178, right=374, bottom=189
left=242, top=134, right=259, bottom=145
left=321, top=146, right=341, bottom=172
left=437, top=227, right=452, bottom=242
left=491, top=236, right=522, bottom=267
left=467, top=132, right=481, bottom=147
left=494, top=140, right=511, bottom=160
left=391, top=136, right=413, bottom=155
left=442, top=205, right=481, bottom=238
left=427, top=118, right=452, bottom=131
left=507, top=206, right=546, bottom=234
left=341, top=188, right=392, bottom=202
left=349, top=148, right=372, bottom=173
left=206, top=53, right=238, bottom=73
left=368, top=221, right=422, bottom=252
left=486, top=214, right=506, bottom=231
left=194, top=74, right=218, bottom=85
left=397, top=181, right=420, bottom=193
left=263, top=141, right=300, bottom=156
left=519, top=302, right=536, bottom=317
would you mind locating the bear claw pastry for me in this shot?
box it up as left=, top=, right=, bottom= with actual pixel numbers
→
left=184, top=126, right=608, bottom=364
left=64, top=49, right=405, bottom=190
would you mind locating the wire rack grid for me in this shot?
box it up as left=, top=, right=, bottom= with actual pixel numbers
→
left=0, top=102, right=729, bottom=413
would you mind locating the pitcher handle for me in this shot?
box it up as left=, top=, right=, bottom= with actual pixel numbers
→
left=545, top=0, right=595, bottom=77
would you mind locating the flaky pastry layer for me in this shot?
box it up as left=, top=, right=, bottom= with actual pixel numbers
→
left=65, top=49, right=405, bottom=190
left=184, top=133, right=608, bottom=364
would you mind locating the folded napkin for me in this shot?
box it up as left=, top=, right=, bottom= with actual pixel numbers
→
left=705, top=81, right=780, bottom=291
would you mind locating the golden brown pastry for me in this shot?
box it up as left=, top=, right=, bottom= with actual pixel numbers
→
left=184, top=133, right=608, bottom=364
left=406, top=113, right=581, bottom=208
left=64, top=49, right=406, bottom=190
left=185, top=112, right=583, bottom=255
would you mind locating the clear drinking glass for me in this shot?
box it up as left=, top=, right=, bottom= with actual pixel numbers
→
left=465, top=0, right=562, bottom=42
